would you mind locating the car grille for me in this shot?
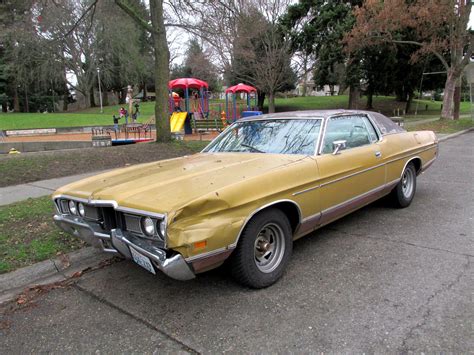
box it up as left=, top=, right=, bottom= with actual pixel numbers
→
left=56, top=199, right=164, bottom=248
left=123, top=214, right=142, bottom=234
left=84, top=205, right=100, bottom=220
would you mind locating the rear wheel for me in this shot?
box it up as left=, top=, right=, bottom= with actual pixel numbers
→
left=390, top=162, right=417, bottom=208
left=230, top=208, right=292, bottom=288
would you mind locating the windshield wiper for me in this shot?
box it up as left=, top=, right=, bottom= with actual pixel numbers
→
left=241, top=144, right=264, bottom=153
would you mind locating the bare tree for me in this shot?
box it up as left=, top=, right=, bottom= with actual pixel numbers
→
left=168, top=0, right=295, bottom=112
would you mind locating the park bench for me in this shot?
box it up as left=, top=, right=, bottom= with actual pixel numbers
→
left=191, top=116, right=225, bottom=132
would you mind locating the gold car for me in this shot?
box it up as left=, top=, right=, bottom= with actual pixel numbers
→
left=52, top=110, right=437, bottom=288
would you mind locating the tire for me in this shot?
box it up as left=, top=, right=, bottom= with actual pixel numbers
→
left=230, top=208, right=293, bottom=288
left=390, top=162, right=417, bottom=208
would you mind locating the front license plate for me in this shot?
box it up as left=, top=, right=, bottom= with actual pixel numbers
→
left=130, top=247, right=156, bottom=275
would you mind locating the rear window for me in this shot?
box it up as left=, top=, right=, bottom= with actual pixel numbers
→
left=370, top=112, right=405, bottom=135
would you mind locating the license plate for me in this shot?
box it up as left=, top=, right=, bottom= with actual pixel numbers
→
left=130, top=247, right=156, bottom=275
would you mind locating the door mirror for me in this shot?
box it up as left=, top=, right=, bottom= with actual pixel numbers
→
left=332, top=140, right=347, bottom=155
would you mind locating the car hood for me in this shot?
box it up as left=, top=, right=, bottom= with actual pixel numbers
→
left=53, top=153, right=309, bottom=214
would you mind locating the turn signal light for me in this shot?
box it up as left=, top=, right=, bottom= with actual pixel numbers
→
left=194, top=241, right=207, bottom=249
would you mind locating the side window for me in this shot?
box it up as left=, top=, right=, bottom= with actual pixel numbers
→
left=363, top=117, right=379, bottom=142
left=322, top=115, right=373, bottom=154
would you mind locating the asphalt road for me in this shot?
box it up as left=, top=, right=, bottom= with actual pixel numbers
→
left=1, top=132, right=473, bottom=353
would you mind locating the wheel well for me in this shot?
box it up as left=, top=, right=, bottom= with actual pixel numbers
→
left=409, top=157, right=422, bottom=175
left=261, top=201, right=301, bottom=233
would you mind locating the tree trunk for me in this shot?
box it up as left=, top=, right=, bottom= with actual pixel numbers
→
left=24, top=86, right=29, bottom=113
left=301, top=82, right=307, bottom=97
left=268, top=92, right=276, bottom=113
left=348, top=85, right=359, bottom=109
left=366, top=92, right=373, bottom=109
left=405, top=92, right=414, bottom=114
left=338, top=83, right=347, bottom=95
left=63, top=91, right=68, bottom=111
left=102, top=90, right=109, bottom=106
left=13, top=85, right=20, bottom=112
left=257, top=91, right=265, bottom=110
left=453, top=80, right=461, bottom=120
left=142, top=83, right=148, bottom=102
left=150, top=0, right=171, bottom=142
left=301, top=55, right=307, bottom=97
left=89, top=87, right=96, bottom=107
left=441, top=69, right=457, bottom=120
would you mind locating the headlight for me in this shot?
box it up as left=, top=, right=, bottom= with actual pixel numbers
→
left=68, top=200, right=77, bottom=215
left=158, top=219, right=166, bottom=238
left=78, top=203, right=85, bottom=217
left=141, top=217, right=155, bottom=236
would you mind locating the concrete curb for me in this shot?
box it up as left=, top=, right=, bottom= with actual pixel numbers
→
left=0, top=247, right=116, bottom=305
left=0, top=141, right=91, bottom=154
left=438, top=127, right=474, bottom=142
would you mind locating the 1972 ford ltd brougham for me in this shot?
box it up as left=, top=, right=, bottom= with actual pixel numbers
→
left=53, top=110, right=438, bottom=288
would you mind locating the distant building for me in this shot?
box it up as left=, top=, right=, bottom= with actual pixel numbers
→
left=295, top=78, right=340, bottom=96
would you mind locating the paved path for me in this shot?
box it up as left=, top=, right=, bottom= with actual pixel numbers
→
left=0, top=171, right=106, bottom=206
left=0, top=132, right=472, bottom=353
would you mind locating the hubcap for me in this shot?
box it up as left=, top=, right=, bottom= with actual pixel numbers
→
left=254, top=223, right=285, bottom=273
left=401, top=168, right=414, bottom=199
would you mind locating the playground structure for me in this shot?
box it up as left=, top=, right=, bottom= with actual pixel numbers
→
left=168, top=78, right=209, bottom=118
left=225, top=83, right=260, bottom=122
left=169, top=77, right=226, bottom=134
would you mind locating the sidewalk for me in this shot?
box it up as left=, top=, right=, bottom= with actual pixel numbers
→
left=0, top=171, right=106, bottom=206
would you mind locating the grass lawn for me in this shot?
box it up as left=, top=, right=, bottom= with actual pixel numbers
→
left=0, top=196, right=84, bottom=274
left=1, top=95, right=471, bottom=130
left=0, top=140, right=208, bottom=187
left=271, top=95, right=472, bottom=118
left=407, top=118, right=474, bottom=134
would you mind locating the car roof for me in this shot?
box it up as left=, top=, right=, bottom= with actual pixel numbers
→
left=240, top=109, right=377, bottom=121
left=239, top=110, right=405, bottom=135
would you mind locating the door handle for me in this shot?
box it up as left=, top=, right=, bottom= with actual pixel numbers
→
left=375, top=151, right=382, bottom=158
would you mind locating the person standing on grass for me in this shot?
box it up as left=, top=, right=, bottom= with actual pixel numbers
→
left=134, top=102, right=140, bottom=119
left=113, top=115, right=120, bottom=132
left=124, top=109, right=129, bottom=125
left=119, top=107, right=126, bottom=120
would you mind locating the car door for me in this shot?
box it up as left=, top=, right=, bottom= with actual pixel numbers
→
left=316, top=114, right=385, bottom=225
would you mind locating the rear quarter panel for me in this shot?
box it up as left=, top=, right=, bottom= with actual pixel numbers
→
left=379, top=131, right=438, bottom=183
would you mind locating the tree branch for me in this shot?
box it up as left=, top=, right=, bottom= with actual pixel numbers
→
left=64, top=0, right=99, bottom=37
left=459, top=33, right=474, bottom=68
left=392, top=40, right=450, bottom=71
left=114, top=0, right=154, bottom=34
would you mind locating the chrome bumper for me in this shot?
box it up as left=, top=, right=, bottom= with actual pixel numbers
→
left=53, top=214, right=118, bottom=253
left=53, top=214, right=195, bottom=281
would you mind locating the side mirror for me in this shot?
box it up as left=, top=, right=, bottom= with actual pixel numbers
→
left=332, top=140, right=347, bottom=155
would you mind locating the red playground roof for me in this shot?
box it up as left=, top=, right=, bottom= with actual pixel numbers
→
left=225, top=83, right=257, bottom=94
left=169, top=78, right=209, bottom=90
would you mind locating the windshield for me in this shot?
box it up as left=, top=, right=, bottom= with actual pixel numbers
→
left=203, top=118, right=322, bottom=155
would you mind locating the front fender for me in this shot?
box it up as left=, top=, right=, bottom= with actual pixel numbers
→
left=167, top=203, right=250, bottom=259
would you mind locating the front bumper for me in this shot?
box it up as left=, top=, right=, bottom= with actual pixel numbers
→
left=53, top=214, right=195, bottom=281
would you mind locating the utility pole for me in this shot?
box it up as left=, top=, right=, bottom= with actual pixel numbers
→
left=51, top=80, right=55, bottom=112
left=97, top=67, right=103, bottom=113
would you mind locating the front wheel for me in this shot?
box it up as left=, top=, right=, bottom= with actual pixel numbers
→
left=230, top=208, right=293, bottom=288
left=390, top=162, right=417, bottom=208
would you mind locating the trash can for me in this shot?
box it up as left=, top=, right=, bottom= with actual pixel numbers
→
left=241, top=111, right=263, bottom=118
